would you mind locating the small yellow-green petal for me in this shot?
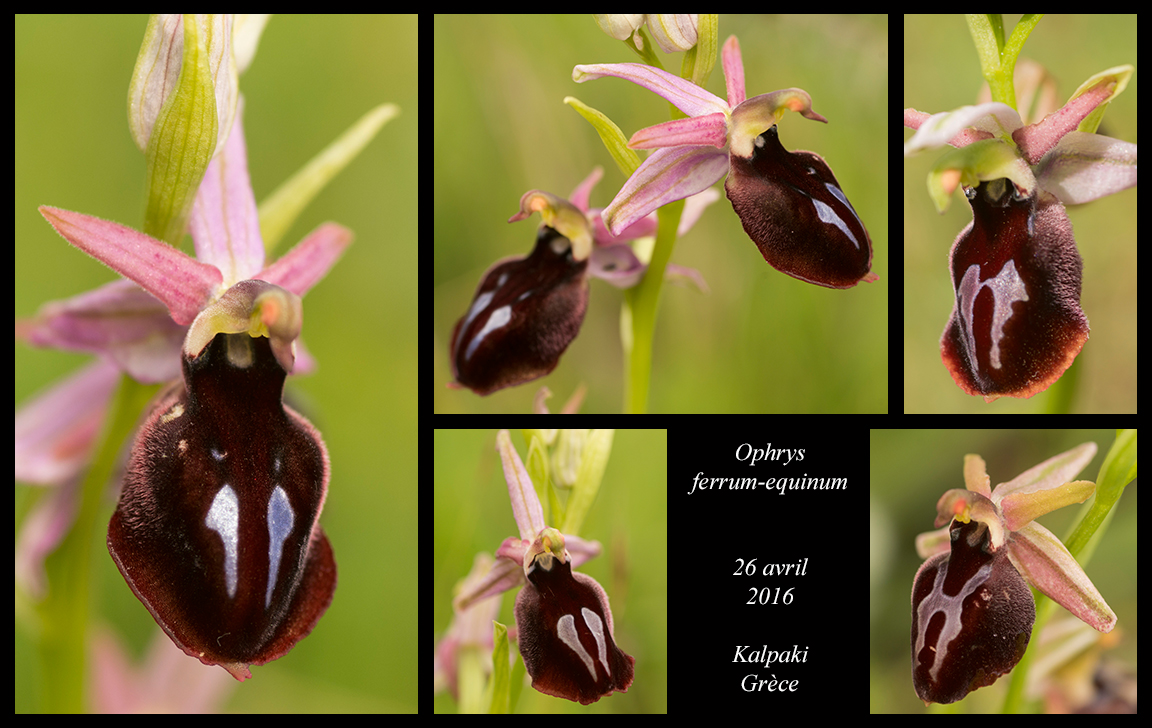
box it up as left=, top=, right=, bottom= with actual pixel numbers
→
left=927, top=139, right=1035, bottom=214
left=963, top=453, right=992, bottom=497
left=564, top=96, right=641, bottom=178
left=1000, top=479, right=1095, bottom=532
left=1070, top=64, right=1134, bottom=134
left=728, top=88, right=827, bottom=158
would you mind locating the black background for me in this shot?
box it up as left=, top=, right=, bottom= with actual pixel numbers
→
left=667, top=427, right=861, bottom=707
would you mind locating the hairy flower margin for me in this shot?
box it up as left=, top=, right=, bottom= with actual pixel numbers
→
left=905, top=22, right=1136, bottom=402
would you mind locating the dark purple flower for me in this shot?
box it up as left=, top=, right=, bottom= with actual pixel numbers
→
left=911, top=518, right=1034, bottom=704
left=941, top=180, right=1089, bottom=401
left=109, top=313, right=336, bottom=682
left=575, top=35, right=877, bottom=289
left=911, top=444, right=1116, bottom=704
left=447, top=174, right=713, bottom=396
left=515, top=529, right=634, bottom=705
left=450, top=226, right=590, bottom=396
left=440, top=431, right=633, bottom=706
left=905, top=63, right=1135, bottom=401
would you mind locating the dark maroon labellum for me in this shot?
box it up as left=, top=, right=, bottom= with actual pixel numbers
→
left=108, top=333, right=336, bottom=679
left=911, top=520, right=1034, bottom=704
left=515, top=555, right=634, bottom=705
left=941, top=180, right=1089, bottom=400
left=450, top=225, right=589, bottom=396
left=725, top=125, right=875, bottom=289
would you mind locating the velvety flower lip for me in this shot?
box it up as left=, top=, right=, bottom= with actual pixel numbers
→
left=448, top=168, right=714, bottom=396
left=575, top=35, right=876, bottom=288
left=449, top=223, right=591, bottom=397
left=940, top=182, right=1089, bottom=402
left=108, top=327, right=336, bottom=682
left=448, top=192, right=592, bottom=397
left=912, top=518, right=1033, bottom=705
left=514, top=527, right=634, bottom=704
left=725, top=123, right=875, bottom=288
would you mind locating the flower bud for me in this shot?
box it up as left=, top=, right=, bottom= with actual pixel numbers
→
left=128, top=14, right=238, bottom=158
left=592, top=14, right=645, bottom=42
left=128, top=15, right=242, bottom=245
left=647, top=15, right=699, bottom=53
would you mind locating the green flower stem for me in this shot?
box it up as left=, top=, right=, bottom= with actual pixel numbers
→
left=1040, top=354, right=1080, bottom=414
left=572, top=18, right=718, bottom=412
left=623, top=199, right=683, bottom=413
left=1001, top=429, right=1136, bottom=712
left=35, top=375, right=159, bottom=711
left=965, top=14, right=1044, bottom=110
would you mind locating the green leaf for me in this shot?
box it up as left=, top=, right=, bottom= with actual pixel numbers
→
left=563, top=97, right=641, bottom=178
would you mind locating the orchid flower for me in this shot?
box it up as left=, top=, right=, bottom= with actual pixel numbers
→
left=904, top=16, right=1136, bottom=403
left=15, top=13, right=397, bottom=689
left=911, top=442, right=1117, bottom=705
left=447, top=167, right=714, bottom=396
left=574, top=35, right=876, bottom=289
left=442, top=430, right=633, bottom=706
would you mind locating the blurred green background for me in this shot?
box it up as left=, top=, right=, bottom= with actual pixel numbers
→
left=16, top=15, right=418, bottom=711
left=435, top=15, right=889, bottom=413
left=903, top=15, right=1137, bottom=412
left=433, top=429, right=667, bottom=713
left=869, top=429, right=1137, bottom=712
